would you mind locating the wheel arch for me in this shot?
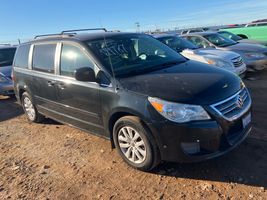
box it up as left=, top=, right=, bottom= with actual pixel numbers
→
left=107, top=109, right=151, bottom=148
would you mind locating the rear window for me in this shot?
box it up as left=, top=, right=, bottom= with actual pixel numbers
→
left=14, top=45, right=30, bottom=68
left=0, top=48, right=16, bottom=67
left=32, top=44, right=56, bottom=73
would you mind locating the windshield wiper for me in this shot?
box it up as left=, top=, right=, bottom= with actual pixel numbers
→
left=117, top=60, right=187, bottom=78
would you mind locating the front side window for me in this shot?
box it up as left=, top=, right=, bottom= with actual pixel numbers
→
left=218, top=31, right=242, bottom=41
left=185, top=36, right=211, bottom=48
left=60, top=44, right=95, bottom=77
left=86, top=34, right=187, bottom=77
left=158, top=36, right=198, bottom=52
left=0, top=47, right=16, bottom=67
left=32, top=44, right=56, bottom=73
left=203, top=33, right=237, bottom=47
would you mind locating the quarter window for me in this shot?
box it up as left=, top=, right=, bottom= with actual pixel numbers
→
left=32, top=44, right=56, bottom=73
left=60, top=44, right=95, bottom=77
left=14, top=45, right=30, bottom=68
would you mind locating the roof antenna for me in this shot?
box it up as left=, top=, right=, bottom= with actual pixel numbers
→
left=100, top=23, right=117, bottom=90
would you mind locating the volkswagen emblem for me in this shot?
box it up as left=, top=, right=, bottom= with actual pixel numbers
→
left=236, top=95, right=244, bottom=108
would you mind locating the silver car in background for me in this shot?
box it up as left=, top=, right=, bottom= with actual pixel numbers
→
left=0, top=72, right=14, bottom=96
left=153, top=34, right=246, bottom=76
left=182, top=32, right=267, bottom=72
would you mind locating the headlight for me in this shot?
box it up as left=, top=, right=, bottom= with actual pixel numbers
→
left=205, top=58, right=233, bottom=69
left=148, top=97, right=210, bottom=123
left=245, top=52, right=265, bottom=59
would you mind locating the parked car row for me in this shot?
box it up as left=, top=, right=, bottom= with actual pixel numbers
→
left=182, top=32, right=267, bottom=72
left=153, top=34, right=246, bottom=76
left=9, top=28, right=252, bottom=171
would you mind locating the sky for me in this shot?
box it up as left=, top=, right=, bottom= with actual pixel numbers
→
left=0, top=0, right=266, bottom=43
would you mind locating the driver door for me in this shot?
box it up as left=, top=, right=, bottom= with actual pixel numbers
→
left=55, top=42, right=104, bottom=135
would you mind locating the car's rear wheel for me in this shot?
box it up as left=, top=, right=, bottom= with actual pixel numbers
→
left=21, top=92, right=44, bottom=123
left=113, top=116, right=160, bottom=171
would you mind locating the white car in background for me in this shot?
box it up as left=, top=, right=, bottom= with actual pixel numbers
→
left=153, top=34, right=247, bottom=76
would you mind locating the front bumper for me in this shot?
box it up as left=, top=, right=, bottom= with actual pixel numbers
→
left=246, top=59, right=267, bottom=71
left=0, top=82, right=14, bottom=96
left=147, top=109, right=252, bottom=163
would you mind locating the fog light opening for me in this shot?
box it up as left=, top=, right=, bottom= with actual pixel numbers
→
left=181, top=142, right=200, bottom=154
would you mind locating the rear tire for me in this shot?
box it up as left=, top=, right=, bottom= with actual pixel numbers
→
left=113, top=116, right=160, bottom=171
left=21, top=92, right=44, bottom=123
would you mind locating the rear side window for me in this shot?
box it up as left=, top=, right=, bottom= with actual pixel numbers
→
left=60, top=44, right=95, bottom=77
left=14, top=45, right=30, bottom=68
left=32, top=44, right=56, bottom=73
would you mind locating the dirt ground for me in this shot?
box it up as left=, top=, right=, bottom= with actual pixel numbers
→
left=0, top=72, right=267, bottom=200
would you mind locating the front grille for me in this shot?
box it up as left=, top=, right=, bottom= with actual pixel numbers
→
left=210, top=88, right=251, bottom=121
left=232, top=56, right=244, bottom=68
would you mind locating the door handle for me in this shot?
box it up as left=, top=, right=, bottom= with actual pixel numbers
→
left=58, top=82, right=66, bottom=90
left=47, top=80, right=56, bottom=86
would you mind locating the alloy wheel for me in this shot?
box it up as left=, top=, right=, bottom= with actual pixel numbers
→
left=118, top=126, right=147, bottom=164
left=23, top=97, right=36, bottom=121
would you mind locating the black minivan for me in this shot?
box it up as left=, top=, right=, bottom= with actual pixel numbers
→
left=13, top=29, right=252, bottom=171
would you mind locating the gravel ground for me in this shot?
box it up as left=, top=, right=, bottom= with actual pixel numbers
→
left=0, top=71, right=267, bottom=200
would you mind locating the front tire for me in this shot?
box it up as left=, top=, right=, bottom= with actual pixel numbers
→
left=21, top=92, right=44, bottom=123
left=113, top=116, right=160, bottom=171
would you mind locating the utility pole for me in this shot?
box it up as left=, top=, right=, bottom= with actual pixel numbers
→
left=135, top=22, right=140, bottom=33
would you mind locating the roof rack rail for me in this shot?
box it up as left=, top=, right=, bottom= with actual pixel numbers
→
left=34, top=28, right=107, bottom=40
left=61, top=28, right=107, bottom=34
left=34, top=33, right=64, bottom=39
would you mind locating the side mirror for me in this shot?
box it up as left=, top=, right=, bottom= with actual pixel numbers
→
left=74, top=67, right=97, bottom=82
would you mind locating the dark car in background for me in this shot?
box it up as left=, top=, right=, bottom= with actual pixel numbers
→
left=0, top=45, right=16, bottom=78
left=182, top=32, right=267, bottom=71
left=13, top=29, right=252, bottom=171
left=0, top=45, right=16, bottom=96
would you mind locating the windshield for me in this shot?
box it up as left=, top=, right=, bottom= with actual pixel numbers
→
left=86, top=34, right=187, bottom=77
left=218, top=31, right=242, bottom=41
left=0, top=48, right=16, bottom=67
left=158, top=36, right=199, bottom=52
left=203, top=33, right=237, bottom=47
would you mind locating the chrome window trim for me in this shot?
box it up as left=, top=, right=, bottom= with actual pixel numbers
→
left=210, top=88, right=251, bottom=121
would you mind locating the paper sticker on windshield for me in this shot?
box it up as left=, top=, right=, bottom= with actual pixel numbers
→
left=100, top=42, right=128, bottom=57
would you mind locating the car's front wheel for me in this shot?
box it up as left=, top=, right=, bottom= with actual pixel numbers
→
left=113, top=116, right=160, bottom=171
left=21, top=92, right=44, bottom=123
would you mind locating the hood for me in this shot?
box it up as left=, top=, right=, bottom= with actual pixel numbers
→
left=221, top=42, right=267, bottom=53
left=186, top=48, right=240, bottom=60
left=119, top=60, right=242, bottom=105
left=0, top=65, right=12, bottom=78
